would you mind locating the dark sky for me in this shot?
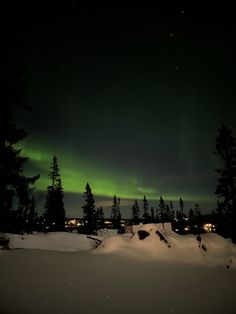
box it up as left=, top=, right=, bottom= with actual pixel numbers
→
left=6, top=4, right=236, bottom=217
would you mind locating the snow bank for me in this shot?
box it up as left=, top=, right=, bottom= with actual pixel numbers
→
left=6, top=232, right=95, bottom=252
left=3, top=224, right=236, bottom=268
left=95, top=224, right=236, bottom=268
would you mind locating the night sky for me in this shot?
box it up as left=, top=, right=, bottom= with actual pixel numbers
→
left=6, top=4, right=236, bottom=217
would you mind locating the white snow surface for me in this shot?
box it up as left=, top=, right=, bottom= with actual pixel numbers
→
left=1, top=224, right=236, bottom=314
left=5, top=232, right=94, bottom=252
left=95, top=224, right=236, bottom=268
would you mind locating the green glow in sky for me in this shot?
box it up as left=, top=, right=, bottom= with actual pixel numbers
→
left=19, top=141, right=213, bottom=203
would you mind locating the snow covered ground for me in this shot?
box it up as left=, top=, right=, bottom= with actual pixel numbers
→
left=1, top=224, right=236, bottom=314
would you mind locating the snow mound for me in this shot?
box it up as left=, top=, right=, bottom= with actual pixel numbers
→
left=95, top=224, right=236, bottom=268
left=6, top=232, right=95, bottom=252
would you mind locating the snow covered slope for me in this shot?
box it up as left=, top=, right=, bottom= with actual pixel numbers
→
left=95, top=224, right=236, bottom=268
left=1, top=226, right=236, bottom=314
left=5, top=232, right=95, bottom=251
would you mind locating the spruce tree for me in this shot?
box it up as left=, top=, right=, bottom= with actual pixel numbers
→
left=165, top=204, right=171, bottom=221
left=159, top=196, right=166, bottom=223
left=188, top=208, right=195, bottom=234
left=96, top=207, right=104, bottom=229
left=132, top=199, right=140, bottom=224
left=142, top=195, right=150, bottom=223
left=169, top=200, right=175, bottom=221
left=111, top=195, right=121, bottom=229
left=0, top=53, right=39, bottom=232
left=215, top=125, right=236, bottom=241
left=44, top=156, right=65, bottom=231
left=150, top=207, right=155, bottom=222
left=82, top=183, right=96, bottom=234
left=179, top=197, right=184, bottom=213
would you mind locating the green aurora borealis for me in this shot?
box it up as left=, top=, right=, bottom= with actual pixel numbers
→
left=8, top=5, right=236, bottom=216
left=20, top=140, right=216, bottom=207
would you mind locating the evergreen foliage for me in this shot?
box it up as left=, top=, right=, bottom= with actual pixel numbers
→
left=150, top=207, right=155, bottom=222
left=96, top=206, right=104, bottom=229
left=158, top=196, right=166, bottom=223
left=82, top=183, right=97, bottom=234
left=0, top=25, right=39, bottom=232
left=215, top=125, right=236, bottom=241
left=110, top=195, right=121, bottom=229
left=179, top=197, right=184, bottom=213
left=44, top=156, right=65, bottom=231
left=142, top=195, right=150, bottom=223
left=132, top=199, right=140, bottom=224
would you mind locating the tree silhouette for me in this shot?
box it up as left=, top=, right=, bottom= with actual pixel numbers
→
left=96, top=207, right=104, bottom=229
left=111, top=195, right=121, bottom=229
left=132, top=199, right=140, bottom=224
left=215, top=125, right=236, bottom=241
left=142, top=195, right=150, bottom=223
left=150, top=207, right=155, bottom=222
left=158, top=196, right=166, bottom=224
left=82, top=183, right=97, bottom=234
left=0, top=24, right=39, bottom=232
left=44, top=156, right=65, bottom=231
left=179, top=197, right=184, bottom=213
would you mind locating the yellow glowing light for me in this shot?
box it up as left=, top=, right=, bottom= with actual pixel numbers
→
left=203, top=223, right=215, bottom=232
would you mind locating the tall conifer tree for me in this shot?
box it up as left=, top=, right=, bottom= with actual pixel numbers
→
left=111, top=195, right=121, bottom=229
left=82, top=183, right=96, bottom=234
left=215, top=125, right=236, bottom=240
left=44, top=156, right=65, bottom=231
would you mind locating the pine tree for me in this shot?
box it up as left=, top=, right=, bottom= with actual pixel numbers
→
left=82, top=183, right=96, bottom=234
left=150, top=207, right=155, bottom=222
left=96, top=206, right=104, bottom=229
left=165, top=204, right=171, bottom=221
left=159, top=196, right=166, bottom=223
left=156, top=207, right=160, bottom=222
left=188, top=208, right=195, bottom=233
left=111, top=195, right=121, bottom=229
left=0, top=52, right=39, bottom=232
left=179, top=197, right=184, bottom=213
left=215, top=125, right=236, bottom=241
left=142, top=195, right=150, bottom=223
left=169, top=200, right=175, bottom=221
left=44, top=156, right=65, bottom=231
left=132, top=199, right=140, bottom=224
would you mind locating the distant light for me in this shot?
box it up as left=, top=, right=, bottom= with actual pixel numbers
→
left=203, top=223, right=215, bottom=232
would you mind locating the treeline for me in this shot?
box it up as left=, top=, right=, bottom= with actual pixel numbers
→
left=1, top=105, right=236, bottom=241
left=1, top=48, right=236, bottom=239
